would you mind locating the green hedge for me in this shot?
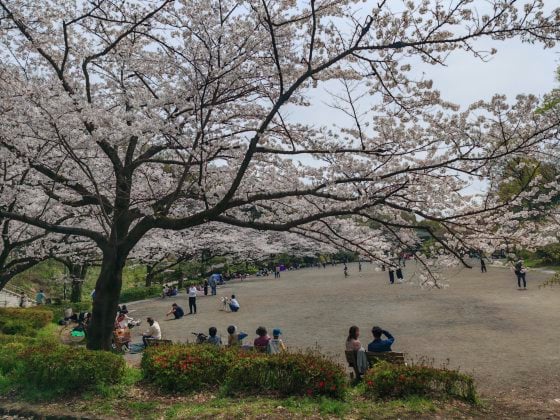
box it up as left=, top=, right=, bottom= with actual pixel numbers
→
left=223, top=351, right=347, bottom=399
left=0, top=308, right=53, bottom=329
left=119, top=285, right=161, bottom=303
left=141, top=344, right=237, bottom=392
left=0, top=308, right=53, bottom=336
left=0, top=340, right=126, bottom=396
left=141, top=345, right=347, bottom=398
left=362, top=361, right=477, bottom=402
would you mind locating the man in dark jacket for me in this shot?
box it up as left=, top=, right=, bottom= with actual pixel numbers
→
left=368, top=326, right=395, bottom=352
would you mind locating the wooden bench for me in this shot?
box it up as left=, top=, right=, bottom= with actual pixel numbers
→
left=345, top=350, right=405, bottom=379
left=145, top=338, right=173, bottom=347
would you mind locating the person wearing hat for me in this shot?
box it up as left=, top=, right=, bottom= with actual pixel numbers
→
left=267, top=327, right=286, bottom=354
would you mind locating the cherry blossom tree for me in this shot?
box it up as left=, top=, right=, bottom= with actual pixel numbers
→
left=134, top=223, right=330, bottom=285
left=1, top=0, right=559, bottom=349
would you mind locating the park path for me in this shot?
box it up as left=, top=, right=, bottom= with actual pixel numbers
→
left=125, top=261, right=560, bottom=405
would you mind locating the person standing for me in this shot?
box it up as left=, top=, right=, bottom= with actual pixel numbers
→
left=388, top=268, right=395, bottom=284
left=19, top=292, right=26, bottom=308
left=188, top=285, right=197, bottom=314
left=203, top=280, right=209, bottom=296
left=35, top=289, right=46, bottom=305
left=358, top=261, right=362, bottom=272
left=396, top=266, right=404, bottom=282
left=514, top=259, right=527, bottom=289
left=344, top=264, right=348, bottom=277
left=480, top=257, right=487, bottom=273
left=208, top=274, right=217, bottom=296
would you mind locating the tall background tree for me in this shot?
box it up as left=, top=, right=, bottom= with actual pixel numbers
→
left=1, top=0, right=559, bottom=350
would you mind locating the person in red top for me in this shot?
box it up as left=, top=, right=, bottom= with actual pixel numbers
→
left=254, top=326, right=270, bottom=351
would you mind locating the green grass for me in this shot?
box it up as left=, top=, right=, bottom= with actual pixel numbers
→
left=161, top=395, right=439, bottom=419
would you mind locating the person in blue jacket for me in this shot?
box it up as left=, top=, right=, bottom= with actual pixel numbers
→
left=367, top=326, right=395, bottom=352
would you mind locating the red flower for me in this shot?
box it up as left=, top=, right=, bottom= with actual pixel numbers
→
left=367, top=380, right=373, bottom=386
left=306, top=389, right=313, bottom=396
left=318, top=381, right=325, bottom=388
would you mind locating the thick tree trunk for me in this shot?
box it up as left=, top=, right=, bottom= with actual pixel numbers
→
left=69, top=263, right=88, bottom=303
left=87, top=251, right=126, bottom=351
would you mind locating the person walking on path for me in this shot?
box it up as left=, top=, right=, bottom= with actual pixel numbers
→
left=388, top=268, right=395, bottom=284
left=480, top=257, right=487, bottom=273
left=203, top=280, right=209, bottom=296
left=208, top=274, right=218, bottom=296
left=514, top=259, right=527, bottom=289
left=35, top=289, right=46, bottom=305
left=188, top=285, right=197, bottom=314
left=344, top=264, right=348, bottom=278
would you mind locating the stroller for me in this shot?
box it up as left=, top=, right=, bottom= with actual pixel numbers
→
left=192, top=332, right=208, bottom=344
left=112, top=327, right=132, bottom=352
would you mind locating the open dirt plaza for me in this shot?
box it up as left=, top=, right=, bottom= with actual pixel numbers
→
left=126, top=261, right=560, bottom=413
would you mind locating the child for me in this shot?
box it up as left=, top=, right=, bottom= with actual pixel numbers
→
left=207, top=327, right=222, bottom=346
left=227, top=325, right=248, bottom=346
left=254, top=326, right=271, bottom=351
left=267, top=328, right=286, bottom=354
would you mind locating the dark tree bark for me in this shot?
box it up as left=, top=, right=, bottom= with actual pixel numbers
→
left=69, top=263, right=88, bottom=303
left=87, top=250, right=126, bottom=350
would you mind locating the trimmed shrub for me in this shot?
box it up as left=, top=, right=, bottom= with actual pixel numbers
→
left=0, top=341, right=26, bottom=375
left=11, top=343, right=126, bottom=395
left=223, top=351, right=347, bottom=399
left=119, top=285, right=161, bottom=303
left=0, top=308, right=53, bottom=329
left=363, top=361, right=477, bottom=403
left=0, top=319, right=36, bottom=336
left=0, top=333, right=36, bottom=346
left=141, top=344, right=237, bottom=392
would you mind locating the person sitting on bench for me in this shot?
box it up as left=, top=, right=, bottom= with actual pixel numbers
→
left=367, top=326, right=395, bottom=352
left=345, top=325, right=363, bottom=351
left=142, top=317, right=162, bottom=347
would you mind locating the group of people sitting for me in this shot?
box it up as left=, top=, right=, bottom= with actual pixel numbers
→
left=115, top=305, right=141, bottom=329
left=206, top=325, right=286, bottom=354
left=345, top=325, right=394, bottom=353
left=161, top=285, right=179, bottom=298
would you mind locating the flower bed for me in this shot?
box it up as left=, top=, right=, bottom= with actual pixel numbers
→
left=363, top=361, right=477, bottom=402
left=141, top=344, right=347, bottom=399
left=141, top=344, right=237, bottom=392
left=223, top=351, right=347, bottom=399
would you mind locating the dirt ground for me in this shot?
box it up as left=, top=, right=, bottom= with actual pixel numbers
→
left=125, top=261, right=560, bottom=414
